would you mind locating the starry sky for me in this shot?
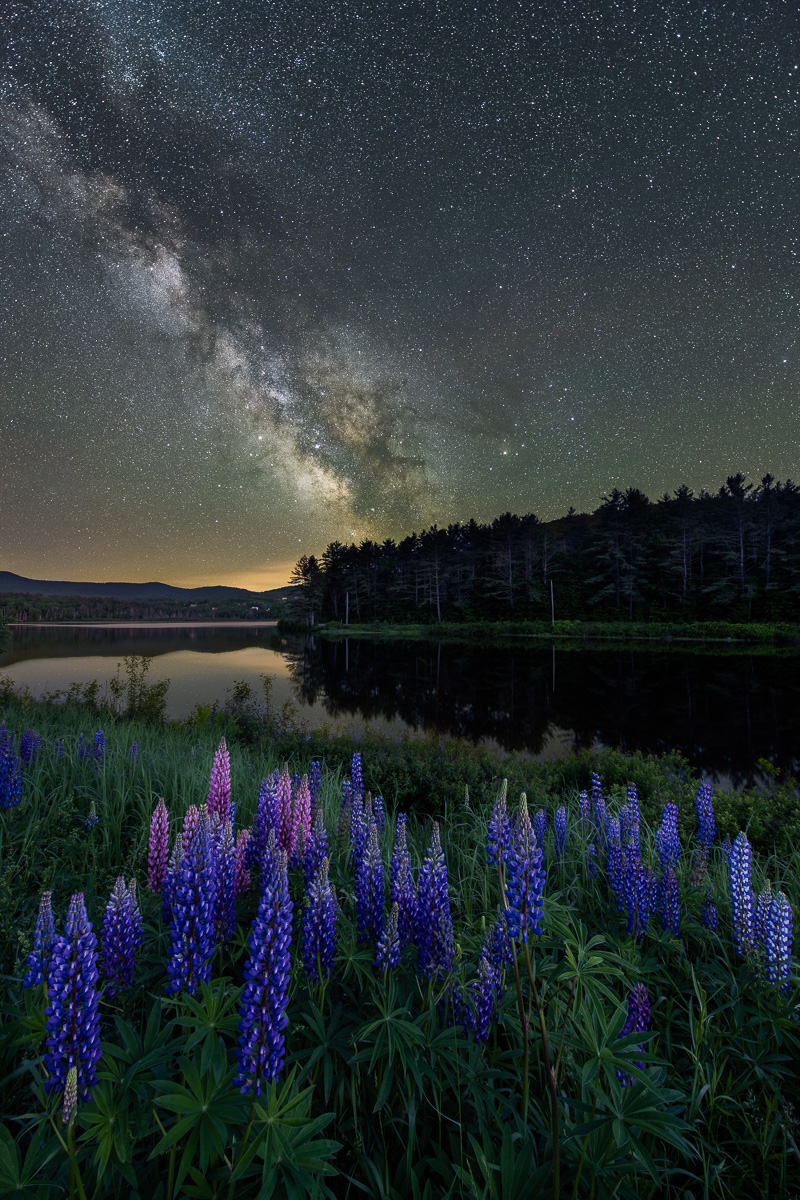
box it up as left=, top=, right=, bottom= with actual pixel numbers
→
left=2, top=1, right=798, bottom=590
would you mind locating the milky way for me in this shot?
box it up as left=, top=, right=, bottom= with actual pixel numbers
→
left=1, top=1, right=798, bottom=588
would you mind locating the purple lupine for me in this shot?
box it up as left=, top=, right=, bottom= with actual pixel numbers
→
left=660, top=867, right=681, bottom=938
left=23, top=891, right=55, bottom=988
left=533, top=807, right=547, bottom=850
left=656, top=803, right=681, bottom=872
left=235, top=829, right=252, bottom=895
left=247, top=772, right=280, bottom=879
left=166, top=807, right=216, bottom=996
left=128, top=879, right=143, bottom=957
left=182, top=804, right=200, bottom=849
left=467, top=955, right=499, bottom=1042
left=276, top=764, right=295, bottom=857
left=416, top=822, right=454, bottom=979
left=374, top=902, right=401, bottom=972
left=701, top=891, right=719, bottom=931
left=92, top=730, right=105, bottom=764
left=355, top=822, right=384, bottom=943
left=100, top=877, right=140, bottom=998
left=350, top=751, right=364, bottom=800
left=765, top=892, right=793, bottom=990
left=147, top=797, right=170, bottom=893
left=754, top=882, right=773, bottom=947
left=728, top=831, right=754, bottom=957
left=578, top=790, right=590, bottom=824
left=504, top=798, right=546, bottom=942
left=207, top=737, right=231, bottom=824
left=84, top=802, right=99, bottom=829
left=0, top=741, right=22, bottom=809
left=303, top=808, right=329, bottom=887
left=486, top=780, right=511, bottom=867
left=301, top=857, right=337, bottom=983
left=20, top=729, right=41, bottom=765
left=617, top=983, right=651, bottom=1087
left=44, top=893, right=102, bottom=1102
left=234, top=846, right=293, bottom=1094
left=696, top=783, right=716, bottom=848
left=554, top=806, right=567, bottom=860
left=308, top=760, right=322, bottom=811
left=215, top=818, right=237, bottom=945
left=129, top=741, right=138, bottom=765
left=292, top=775, right=312, bottom=861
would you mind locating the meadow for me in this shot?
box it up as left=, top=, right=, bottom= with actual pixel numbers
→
left=0, top=680, right=798, bottom=1199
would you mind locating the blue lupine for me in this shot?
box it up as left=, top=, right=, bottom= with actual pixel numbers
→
left=301, top=857, right=336, bottom=983
left=77, top=734, right=89, bottom=761
left=617, top=983, right=651, bottom=1087
left=623, top=859, right=657, bottom=939
left=350, top=751, right=364, bottom=800
left=374, top=902, right=401, bottom=972
left=129, top=741, right=138, bottom=765
left=467, top=955, right=499, bottom=1042
left=721, top=834, right=733, bottom=862
left=44, top=893, right=102, bottom=1102
left=23, top=890, right=55, bottom=988
left=728, top=831, right=754, bottom=956
left=504, top=798, right=546, bottom=943
left=533, top=807, right=547, bottom=850
left=754, top=882, right=772, bottom=947
left=416, top=822, right=454, bottom=979
left=84, top=801, right=99, bottom=829
left=100, top=877, right=140, bottom=998
left=0, top=742, right=22, bottom=809
left=655, top=803, right=680, bottom=871
left=486, top=780, right=511, bottom=867
left=308, top=759, right=322, bottom=811
left=92, top=730, right=105, bottom=764
left=606, top=823, right=625, bottom=912
left=484, top=912, right=513, bottom=976
left=620, top=782, right=640, bottom=856
left=161, top=835, right=184, bottom=925
left=590, top=773, right=606, bottom=855
left=355, top=822, right=384, bottom=943
left=765, top=892, right=793, bottom=990
left=372, top=795, right=386, bottom=832
left=234, top=847, right=293, bottom=1094
left=586, top=841, right=598, bottom=879
left=166, top=807, right=216, bottom=995
left=303, top=808, right=329, bottom=887
left=701, top=891, right=719, bottom=931
left=554, top=806, right=567, bottom=859
left=247, top=772, right=280, bottom=879
left=578, top=790, right=590, bottom=824
left=20, top=729, right=41, bottom=765
left=390, top=814, right=417, bottom=945
left=660, top=867, right=681, bottom=938
left=696, top=783, right=716, bottom=848
left=215, top=818, right=237, bottom=945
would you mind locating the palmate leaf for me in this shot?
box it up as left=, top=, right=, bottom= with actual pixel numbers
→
left=0, top=1124, right=61, bottom=1199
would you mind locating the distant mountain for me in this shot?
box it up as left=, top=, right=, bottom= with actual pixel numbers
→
left=0, top=571, right=291, bottom=602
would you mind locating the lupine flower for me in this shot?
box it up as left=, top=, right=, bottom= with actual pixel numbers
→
left=215, top=819, right=237, bottom=945
left=84, top=802, right=99, bottom=829
left=586, top=842, right=598, bottom=879
left=349, top=795, right=367, bottom=869
left=696, top=783, right=716, bottom=848
left=308, top=759, right=322, bottom=811
left=754, top=882, right=773, bottom=947
left=467, top=955, right=499, bottom=1042
left=62, top=1066, right=78, bottom=1125
left=92, top=730, right=105, bottom=764
left=721, top=834, right=733, bottom=862
left=660, top=867, right=681, bottom=938
left=590, top=773, right=606, bottom=852
left=303, top=809, right=329, bottom=887
left=620, top=782, right=641, bottom=856
left=504, top=797, right=546, bottom=942
left=533, top=807, right=547, bottom=850
left=235, top=829, right=252, bottom=894
left=486, top=780, right=511, bottom=867
left=292, top=775, right=312, bottom=862
left=655, top=803, right=680, bottom=871
left=161, top=834, right=184, bottom=925
left=617, top=983, right=651, bottom=1087
left=182, top=804, right=200, bottom=848
left=54, top=738, right=65, bottom=761
left=701, top=890, right=719, bottom=931
left=728, top=831, right=754, bottom=956
left=578, top=790, right=590, bottom=824
left=44, top=893, right=102, bottom=1102
left=100, top=877, right=140, bottom=998
left=372, top=795, right=386, bottom=832
left=416, top=822, right=454, bottom=979
left=247, top=772, right=280, bottom=879
left=622, top=859, right=657, bottom=939
left=77, top=734, right=89, bottom=761
left=350, top=751, right=364, bottom=800
left=0, top=742, right=22, bottom=809
left=129, top=742, right=138, bottom=765
left=355, top=823, right=385, bottom=943
left=484, top=912, right=513, bottom=975
left=390, top=815, right=416, bottom=946
left=337, top=777, right=353, bottom=844
left=147, top=798, right=170, bottom=893
left=234, top=846, right=293, bottom=1094
left=166, top=807, right=216, bottom=996
left=207, top=737, right=231, bottom=823
left=128, top=880, right=143, bottom=956
left=606, top=825, right=625, bottom=912
left=554, top=806, right=567, bottom=859
left=301, top=857, right=337, bottom=983
left=20, top=729, right=41, bottom=765
left=276, top=764, right=296, bottom=856
left=23, top=890, right=55, bottom=988
left=765, top=891, right=793, bottom=990
left=374, top=902, right=401, bottom=972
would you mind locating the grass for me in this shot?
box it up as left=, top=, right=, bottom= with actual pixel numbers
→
left=0, top=687, right=798, bottom=1198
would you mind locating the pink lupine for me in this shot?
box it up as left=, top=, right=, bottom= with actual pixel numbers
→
left=207, top=737, right=231, bottom=823
left=293, top=776, right=312, bottom=859
left=147, top=797, right=170, bottom=893
left=183, top=804, right=200, bottom=849
left=235, top=829, right=252, bottom=895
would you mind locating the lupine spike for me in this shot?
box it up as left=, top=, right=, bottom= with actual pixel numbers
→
left=23, top=890, right=55, bottom=988
left=467, top=955, right=499, bottom=1042
left=728, top=831, right=754, bottom=957
left=533, top=807, right=547, bottom=850
left=554, top=806, right=567, bottom=859
left=92, top=730, right=105, bottom=764
left=147, top=797, right=170, bottom=893
left=617, top=983, right=651, bottom=1087
left=235, top=828, right=252, bottom=894
left=374, top=902, right=401, bottom=972
left=355, top=822, right=384, bottom=943
left=44, top=893, right=102, bottom=1102
left=207, top=737, right=231, bottom=823
left=415, top=822, right=454, bottom=979
left=504, top=796, right=546, bottom=942
left=301, top=857, right=337, bottom=983
left=655, top=803, right=681, bottom=871
left=486, top=780, right=511, bottom=866
left=765, top=891, right=793, bottom=990
left=754, top=882, right=773, bottom=947
left=166, top=807, right=216, bottom=995
left=696, top=782, right=716, bottom=848
left=660, top=867, right=681, bottom=938
left=100, top=877, right=140, bottom=998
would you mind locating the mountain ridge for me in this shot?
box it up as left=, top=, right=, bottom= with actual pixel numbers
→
left=0, top=571, right=290, bottom=602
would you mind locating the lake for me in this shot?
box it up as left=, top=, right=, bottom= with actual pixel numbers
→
left=2, top=622, right=799, bottom=787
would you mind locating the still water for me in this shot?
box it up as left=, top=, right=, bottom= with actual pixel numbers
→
left=2, top=622, right=799, bottom=787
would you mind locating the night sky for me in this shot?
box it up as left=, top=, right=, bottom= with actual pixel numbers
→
left=2, top=1, right=798, bottom=590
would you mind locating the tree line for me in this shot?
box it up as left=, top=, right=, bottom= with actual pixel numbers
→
left=288, top=473, right=800, bottom=626
left=0, top=595, right=283, bottom=622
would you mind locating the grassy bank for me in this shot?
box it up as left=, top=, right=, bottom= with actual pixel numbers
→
left=0, top=694, right=798, bottom=1197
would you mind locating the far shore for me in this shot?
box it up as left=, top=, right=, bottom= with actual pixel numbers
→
left=6, top=619, right=280, bottom=629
